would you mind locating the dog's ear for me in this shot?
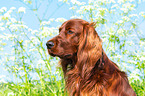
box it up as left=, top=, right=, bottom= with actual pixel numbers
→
left=77, top=22, right=102, bottom=75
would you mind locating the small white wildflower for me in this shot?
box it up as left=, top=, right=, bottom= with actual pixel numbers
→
left=139, top=12, right=145, bottom=15
left=10, top=7, right=16, bottom=10
left=28, top=28, right=32, bottom=32
left=21, top=24, right=28, bottom=29
left=0, top=47, right=4, bottom=51
left=17, top=67, right=23, bottom=71
left=140, top=57, right=145, bottom=61
left=89, top=0, right=94, bottom=3
left=122, top=16, right=130, bottom=22
left=4, top=12, right=11, bottom=18
left=0, top=7, right=7, bottom=12
left=0, top=27, right=5, bottom=31
left=9, top=24, right=18, bottom=31
left=30, top=36, right=39, bottom=45
left=55, top=18, right=67, bottom=23
left=71, top=0, right=85, bottom=5
left=40, top=21, right=51, bottom=26
left=139, top=12, right=145, bottom=18
left=49, top=18, right=54, bottom=21
left=19, top=71, right=25, bottom=77
left=117, top=28, right=124, bottom=36
left=11, top=18, right=17, bottom=23
left=117, top=0, right=124, bottom=4
left=0, top=22, right=4, bottom=26
left=31, top=30, right=38, bottom=34
left=24, top=0, right=28, bottom=2
left=0, top=16, right=2, bottom=21
left=129, top=69, right=140, bottom=81
left=129, top=14, right=139, bottom=18
left=120, top=8, right=128, bottom=13
left=109, top=0, right=116, bottom=3
left=70, top=15, right=83, bottom=19
left=128, top=60, right=137, bottom=64
left=6, top=21, right=12, bottom=26
left=38, top=59, right=45, bottom=65
left=7, top=10, right=12, bottom=14
left=69, top=6, right=77, bottom=10
left=9, top=56, right=15, bottom=61
left=29, top=48, right=37, bottom=52
left=18, top=7, right=26, bottom=13
left=0, top=75, right=6, bottom=78
left=129, top=0, right=135, bottom=2
left=0, top=78, right=7, bottom=83
left=111, top=4, right=119, bottom=9
left=8, top=92, right=15, bottom=96
left=139, top=40, right=145, bottom=47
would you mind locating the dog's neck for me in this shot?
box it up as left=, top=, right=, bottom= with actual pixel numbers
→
left=61, top=49, right=119, bottom=77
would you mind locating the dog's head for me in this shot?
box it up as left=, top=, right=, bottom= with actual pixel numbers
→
left=46, top=19, right=102, bottom=61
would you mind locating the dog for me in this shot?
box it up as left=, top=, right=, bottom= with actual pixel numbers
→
left=46, top=19, right=136, bottom=96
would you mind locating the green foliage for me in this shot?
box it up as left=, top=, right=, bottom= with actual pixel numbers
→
left=0, top=0, right=145, bottom=96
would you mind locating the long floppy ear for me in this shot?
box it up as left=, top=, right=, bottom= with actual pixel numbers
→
left=77, top=22, right=102, bottom=77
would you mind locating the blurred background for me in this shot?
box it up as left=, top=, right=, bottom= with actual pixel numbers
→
left=0, top=0, right=145, bottom=95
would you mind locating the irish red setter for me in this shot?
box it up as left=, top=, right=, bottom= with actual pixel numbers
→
left=46, top=19, right=136, bottom=96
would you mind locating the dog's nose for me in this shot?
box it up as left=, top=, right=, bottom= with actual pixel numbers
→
left=46, top=41, right=54, bottom=49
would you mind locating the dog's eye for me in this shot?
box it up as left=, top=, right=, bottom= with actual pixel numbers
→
left=67, top=30, right=74, bottom=34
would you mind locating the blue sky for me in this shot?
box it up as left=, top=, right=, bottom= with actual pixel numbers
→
left=0, top=0, right=145, bottom=82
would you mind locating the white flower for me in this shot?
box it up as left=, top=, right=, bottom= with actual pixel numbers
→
left=111, top=4, right=119, bottom=9
left=9, top=56, right=15, bottom=61
left=122, top=16, right=130, bottom=22
left=0, top=22, right=4, bottom=26
left=89, top=0, right=94, bottom=3
left=18, top=7, right=26, bottom=13
left=11, top=18, right=17, bottom=23
left=0, top=16, right=2, bottom=21
left=31, top=30, right=38, bottom=34
left=19, top=71, right=25, bottom=77
left=116, top=20, right=123, bottom=24
left=129, top=14, right=139, bottom=18
left=129, top=69, right=140, bottom=81
left=117, top=0, right=125, bottom=4
left=139, top=12, right=145, bottom=18
left=140, top=57, right=145, bottom=61
left=117, top=28, right=124, bottom=36
left=28, top=28, right=32, bottom=32
left=70, top=15, right=83, bottom=19
left=139, top=12, right=145, bottom=15
left=69, top=6, right=77, bottom=10
left=0, top=78, right=7, bottom=83
left=0, top=47, right=4, bottom=51
left=10, top=7, right=16, bottom=10
left=40, top=21, right=51, bottom=26
left=55, top=18, right=67, bottom=23
left=7, top=10, right=12, bottom=14
left=109, top=0, right=116, bottom=3
left=6, top=22, right=12, bottom=26
left=0, top=7, right=7, bottom=12
left=0, top=75, right=6, bottom=78
left=9, top=24, right=18, bottom=31
left=4, top=12, right=11, bottom=18
left=0, top=27, right=5, bottom=31
left=8, top=92, right=15, bottom=96
left=49, top=18, right=54, bottom=21
left=71, top=0, right=85, bottom=5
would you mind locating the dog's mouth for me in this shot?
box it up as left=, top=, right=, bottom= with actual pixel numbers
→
left=48, top=50, right=73, bottom=59
left=64, top=54, right=72, bottom=58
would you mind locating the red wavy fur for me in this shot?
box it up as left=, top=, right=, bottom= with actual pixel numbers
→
left=46, top=19, right=136, bottom=96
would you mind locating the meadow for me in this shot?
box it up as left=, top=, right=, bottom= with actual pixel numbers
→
left=0, top=0, right=145, bottom=96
